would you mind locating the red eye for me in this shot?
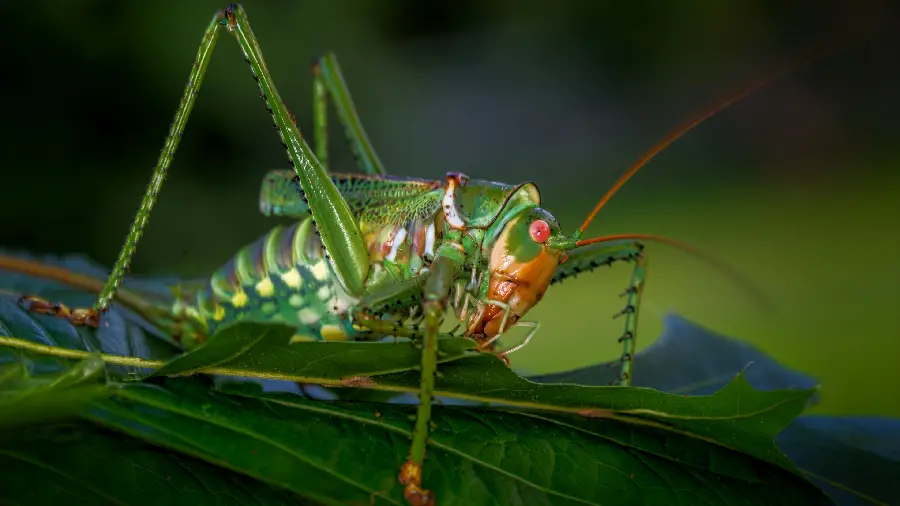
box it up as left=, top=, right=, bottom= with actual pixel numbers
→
left=529, top=219, right=550, bottom=243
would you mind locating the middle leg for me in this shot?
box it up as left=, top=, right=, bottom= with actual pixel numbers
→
left=399, top=246, right=465, bottom=506
left=312, top=52, right=388, bottom=176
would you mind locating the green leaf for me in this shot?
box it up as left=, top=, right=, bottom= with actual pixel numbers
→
left=0, top=360, right=27, bottom=385
left=0, top=252, right=833, bottom=504
left=370, top=355, right=815, bottom=472
left=0, top=422, right=310, bottom=506
left=84, top=377, right=830, bottom=506
left=0, top=354, right=110, bottom=428
left=0, top=314, right=818, bottom=475
left=152, top=321, right=478, bottom=382
left=531, top=315, right=899, bottom=505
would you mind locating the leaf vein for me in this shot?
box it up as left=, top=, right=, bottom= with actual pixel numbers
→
left=0, top=449, right=129, bottom=506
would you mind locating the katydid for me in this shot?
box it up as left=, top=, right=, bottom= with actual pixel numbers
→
left=10, top=5, right=828, bottom=505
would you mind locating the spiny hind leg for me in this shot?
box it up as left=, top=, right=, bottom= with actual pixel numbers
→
left=19, top=14, right=226, bottom=327
left=22, top=7, right=375, bottom=327
left=311, top=53, right=387, bottom=176
left=223, top=6, right=369, bottom=298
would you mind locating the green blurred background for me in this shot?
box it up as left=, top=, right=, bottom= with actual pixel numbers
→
left=1, top=1, right=897, bottom=416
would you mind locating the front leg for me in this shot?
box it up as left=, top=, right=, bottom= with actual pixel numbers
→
left=18, top=13, right=227, bottom=327
left=223, top=5, right=369, bottom=297
left=552, top=240, right=646, bottom=386
left=614, top=244, right=646, bottom=386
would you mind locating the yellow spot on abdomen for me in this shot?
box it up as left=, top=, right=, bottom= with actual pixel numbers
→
left=321, top=324, right=349, bottom=341
left=299, top=308, right=320, bottom=324
left=231, top=290, right=249, bottom=308
left=289, top=333, right=317, bottom=343
left=255, top=277, right=275, bottom=298
left=280, top=268, right=303, bottom=289
left=311, top=261, right=329, bottom=282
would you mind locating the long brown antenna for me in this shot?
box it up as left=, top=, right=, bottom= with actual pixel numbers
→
left=578, top=31, right=849, bottom=234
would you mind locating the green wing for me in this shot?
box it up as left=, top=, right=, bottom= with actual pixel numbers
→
left=260, top=170, right=444, bottom=229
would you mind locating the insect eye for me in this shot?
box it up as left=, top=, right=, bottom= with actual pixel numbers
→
left=529, top=219, right=550, bottom=243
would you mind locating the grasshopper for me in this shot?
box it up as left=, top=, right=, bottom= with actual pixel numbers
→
left=13, top=5, right=825, bottom=505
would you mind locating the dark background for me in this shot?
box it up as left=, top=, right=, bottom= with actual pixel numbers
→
left=1, top=0, right=898, bottom=415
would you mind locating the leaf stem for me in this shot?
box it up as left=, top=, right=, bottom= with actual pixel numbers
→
left=0, top=335, right=167, bottom=369
left=0, top=334, right=349, bottom=384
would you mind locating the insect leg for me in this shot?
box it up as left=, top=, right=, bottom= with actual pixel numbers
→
left=474, top=299, right=514, bottom=348
left=551, top=240, right=646, bottom=386
left=312, top=53, right=387, bottom=176
left=470, top=300, right=539, bottom=364
left=498, top=321, right=540, bottom=359
left=311, top=57, right=329, bottom=171
left=614, top=245, right=647, bottom=386
left=223, top=5, right=369, bottom=297
left=399, top=249, right=463, bottom=506
left=19, top=14, right=226, bottom=327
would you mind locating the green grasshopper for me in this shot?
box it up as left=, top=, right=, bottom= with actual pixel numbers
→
left=14, top=5, right=812, bottom=505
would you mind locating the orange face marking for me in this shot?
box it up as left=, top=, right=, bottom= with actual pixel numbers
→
left=467, top=220, right=561, bottom=341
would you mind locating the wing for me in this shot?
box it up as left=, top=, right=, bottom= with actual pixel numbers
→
left=259, top=170, right=444, bottom=229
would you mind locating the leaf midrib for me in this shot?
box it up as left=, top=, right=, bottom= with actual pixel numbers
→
left=0, top=329, right=811, bottom=432
left=164, top=328, right=275, bottom=375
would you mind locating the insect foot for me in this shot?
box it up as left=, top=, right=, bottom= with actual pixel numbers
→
left=398, top=460, right=435, bottom=506
left=472, top=337, right=513, bottom=368
left=17, top=295, right=101, bottom=327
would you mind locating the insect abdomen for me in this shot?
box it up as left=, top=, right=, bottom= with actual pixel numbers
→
left=171, top=217, right=360, bottom=345
left=169, top=196, right=446, bottom=346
